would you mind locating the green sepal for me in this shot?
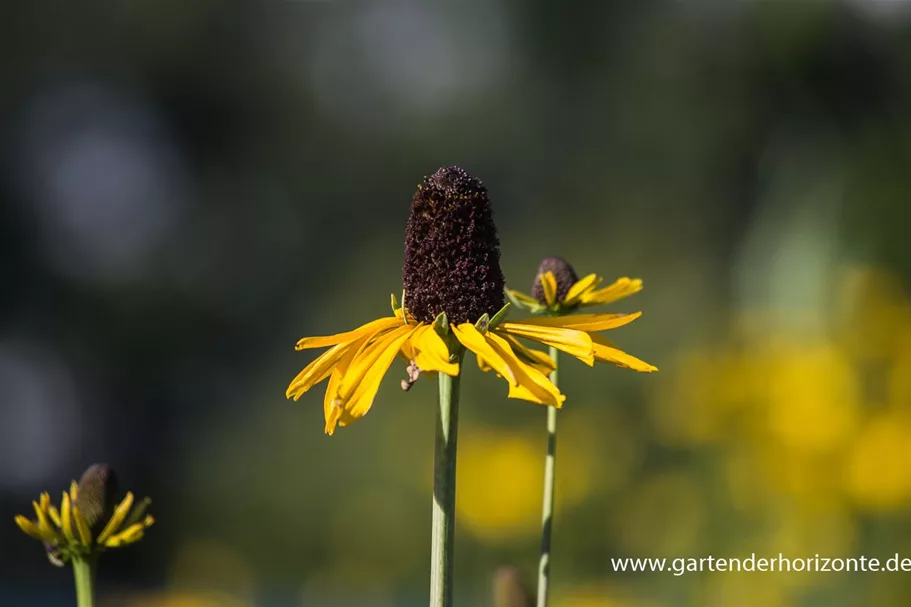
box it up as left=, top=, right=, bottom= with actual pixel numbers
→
left=390, top=293, right=400, bottom=314
left=474, top=313, right=490, bottom=333
left=433, top=311, right=450, bottom=335
left=488, top=303, right=512, bottom=330
left=504, top=289, right=548, bottom=315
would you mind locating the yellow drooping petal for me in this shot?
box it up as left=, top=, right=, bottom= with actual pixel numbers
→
left=96, top=492, right=134, bottom=545
left=287, top=339, right=360, bottom=399
left=294, top=316, right=403, bottom=350
left=498, top=322, right=594, bottom=365
left=343, top=326, right=416, bottom=419
left=562, top=273, right=603, bottom=306
left=60, top=492, right=75, bottom=543
left=15, top=515, right=55, bottom=542
left=483, top=332, right=565, bottom=407
left=72, top=505, right=92, bottom=546
left=509, top=312, right=642, bottom=332
left=590, top=333, right=658, bottom=372
left=476, top=354, right=493, bottom=373
left=500, top=334, right=557, bottom=374
left=452, top=323, right=517, bottom=385
left=411, top=325, right=459, bottom=376
left=323, top=345, right=361, bottom=435
left=337, top=325, right=416, bottom=404
left=579, top=277, right=643, bottom=306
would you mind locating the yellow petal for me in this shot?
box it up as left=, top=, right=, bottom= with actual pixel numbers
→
left=579, top=277, right=643, bottom=306
left=452, top=323, right=517, bottom=385
left=69, top=481, right=79, bottom=503
left=498, top=322, right=594, bottom=365
left=47, top=505, right=61, bottom=528
left=562, top=273, right=603, bottom=307
left=72, top=505, right=92, bottom=546
left=294, top=316, right=403, bottom=350
left=323, top=346, right=362, bottom=435
left=411, top=326, right=459, bottom=376
left=476, top=354, right=493, bottom=373
left=61, top=492, right=75, bottom=543
left=337, top=325, right=415, bottom=403
left=15, top=515, right=55, bottom=542
left=500, top=334, right=556, bottom=374
left=102, top=522, right=145, bottom=548
left=342, top=326, right=416, bottom=419
left=591, top=333, right=657, bottom=372
left=32, top=500, right=58, bottom=540
left=96, top=492, right=134, bottom=545
left=508, top=312, right=642, bottom=332
left=483, top=331, right=565, bottom=407
left=540, top=271, right=558, bottom=306
left=287, top=339, right=359, bottom=399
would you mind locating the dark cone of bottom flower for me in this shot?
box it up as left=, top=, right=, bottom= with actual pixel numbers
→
left=76, top=464, right=120, bottom=535
left=403, top=166, right=505, bottom=324
left=531, top=257, right=579, bottom=304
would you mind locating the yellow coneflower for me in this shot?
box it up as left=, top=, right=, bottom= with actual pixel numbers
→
left=507, top=256, right=646, bottom=316
left=284, top=166, right=654, bottom=607
left=286, top=172, right=653, bottom=435
left=15, top=464, right=154, bottom=607
left=506, top=256, right=655, bottom=607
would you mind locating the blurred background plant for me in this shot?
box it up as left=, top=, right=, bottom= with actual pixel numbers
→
left=4, top=1, right=911, bottom=606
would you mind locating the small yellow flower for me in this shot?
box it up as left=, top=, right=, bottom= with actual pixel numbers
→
left=14, top=464, right=154, bottom=566
left=506, top=257, right=644, bottom=316
left=286, top=167, right=657, bottom=435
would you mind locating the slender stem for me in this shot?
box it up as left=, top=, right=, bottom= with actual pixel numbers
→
left=430, top=367, right=462, bottom=607
left=537, top=346, right=559, bottom=607
left=72, top=557, right=96, bottom=607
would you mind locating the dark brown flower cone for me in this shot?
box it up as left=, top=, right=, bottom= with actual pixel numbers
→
left=403, top=166, right=505, bottom=324
left=531, top=257, right=579, bottom=304
left=76, top=464, right=121, bottom=535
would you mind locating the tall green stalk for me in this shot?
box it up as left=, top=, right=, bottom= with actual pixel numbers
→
left=72, top=557, right=96, bottom=607
left=537, top=346, right=559, bottom=607
left=430, top=368, right=462, bottom=607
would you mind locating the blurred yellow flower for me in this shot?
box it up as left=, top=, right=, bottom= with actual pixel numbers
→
left=15, top=464, right=153, bottom=566
left=844, top=411, right=911, bottom=511
left=765, top=342, right=860, bottom=452
left=122, top=592, right=250, bottom=607
left=456, top=429, right=543, bottom=541
left=553, top=584, right=654, bottom=607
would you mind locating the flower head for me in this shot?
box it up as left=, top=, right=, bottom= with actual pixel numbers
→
left=507, top=257, right=644, bottom=316
left=287, top=167, right=656, bottom=435
left=15, top=464, right=154, bottom=566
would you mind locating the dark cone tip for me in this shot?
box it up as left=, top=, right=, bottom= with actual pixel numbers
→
left=76, top=464, right=121, bottom=533
left=403, top=166, right=505, bottom=324
left=531, top=257, right=579, bottom=304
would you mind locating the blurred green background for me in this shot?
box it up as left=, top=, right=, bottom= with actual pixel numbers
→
left=3, top=1, right=911, bottom=605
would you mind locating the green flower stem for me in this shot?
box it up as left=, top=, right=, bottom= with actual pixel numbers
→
left=430, top=365, right=462, bottom=607
left=72, top=557, right=96, bottom=607
left=537, top=346, right=559, bottom=607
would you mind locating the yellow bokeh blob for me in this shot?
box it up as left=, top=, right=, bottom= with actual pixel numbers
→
left=844, top=412, right=911, bottom=511
left=553, top=584, right=653, bottom=607
left=765, top=342, right=861, bottom=453
left=456, top=429, right=551, bottom=542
